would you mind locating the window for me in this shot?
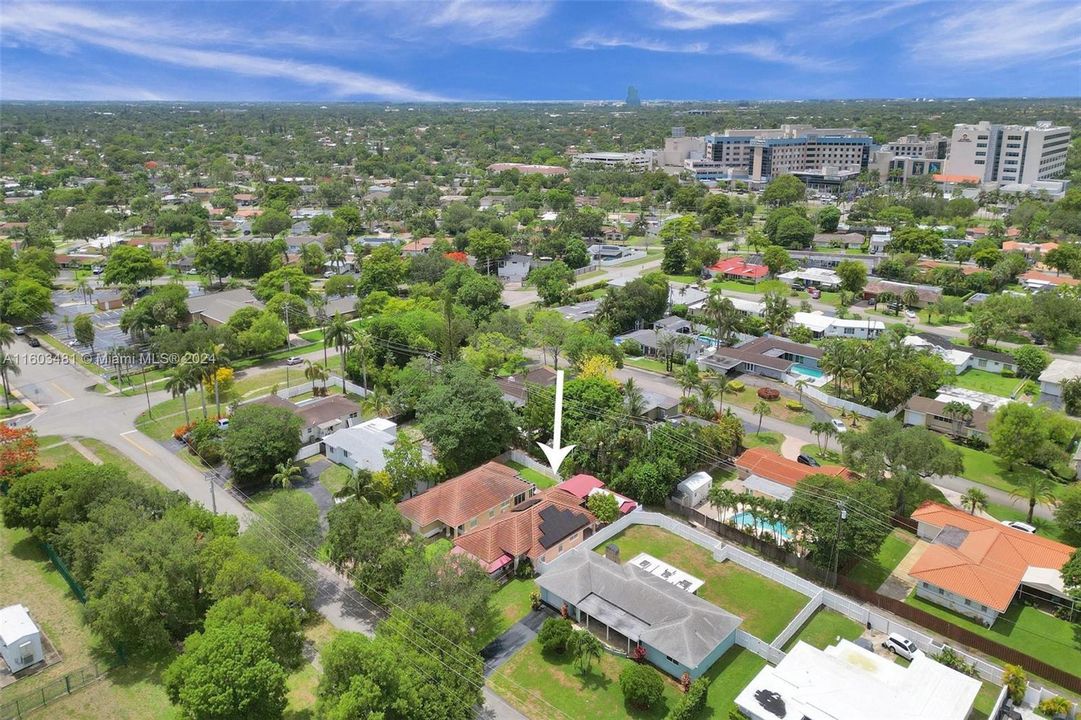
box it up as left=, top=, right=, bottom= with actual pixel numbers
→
left=488, top=509, right=495, bottom=519
left=666, top=655, right=679, bottom=665
left=18, top=642, right=33, bottom=665
left=469, top=518, right=478, bottom=528
left=937, top=587, right=945, bottom=595
left=964, top=599, right=972, bottom=607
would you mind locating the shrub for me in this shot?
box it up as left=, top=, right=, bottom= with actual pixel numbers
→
left=931, top=646, right=977, bottom=677
left=621, top=338, right=643, bottom=357
left=631, top=645, right=646, bottom=663
left=1002, top=369, right=1016, bottom=378
left=785, top=400, right=804, bottom=411
left=515, top=558, right=535, bottom=579
left=537, top=618, right=573, bottom=654
left=1037, top=696, right=1071, bottom=718
left=619, top=663, right=664, bottom=709
left=1002, top=664, right=1027, bottom=704
left=757, top=387, right=780, bottom=400
left=669, top=677, right=709, bottom=720
left=670, top=304, right=688, bottom=318
left=728, top=380, right=745, bottom=392
left=173, top=421, right=197, bottom=441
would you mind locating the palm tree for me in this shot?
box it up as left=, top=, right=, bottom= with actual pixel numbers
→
left=752, top=400, right=771, bottom=435
left=709, top=486, right=737, bottom=523
left=901, top=288, right=920, bottom=310
left=571, top=631, right=603, bottom=672
left=762, top=292, right=793, bottom=335
left=0, top=351, right=20, bottom=410
left=961, top=487, right=988, bottom=516
left=304, top=360, right=329, bottom=394
left=335, top=468, right=386, bottom=503
left=1009, top=475, right=1059, bottom=525
left=75, top=277, right=93, bottom=305
left=656, top=331, right=678, bottom=373
left=712, top=374, right=731, bottom=416
left=942, top=400, right=974, bottom=438
left=623, top=378, right=646, bottom=417
left=324, top=313, right=351, bottom=394
left=794, top=378, right=809, bottom=404
left=810, top=420, right=835, bottom=453
left=271, top=461, right=303, bottom=489
left=164, top=365, right=194, bottom=426
left=676, top=363, right=700, bottom=397
left=697, top=380, right=717, bottom=419
left=362, top=385, right=392, bottom=417
left=311, top=294, right=329, bottom=366
left=207, top=342, right=231, bottom=417
left=0, top=323, right=14, bottom=349
left=351, top=327, right=373, bottom=391
left=704, top=292, right=739, bottom=346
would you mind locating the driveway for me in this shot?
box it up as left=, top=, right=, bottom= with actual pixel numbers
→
left=482, top=608, right=553, bottom=677
left=877, top=539, right=930, bottom=601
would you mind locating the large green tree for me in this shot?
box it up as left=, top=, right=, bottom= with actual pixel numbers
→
left=223, top=404, right=303, bottom=487
left=788, top=474, right=893, bottom=571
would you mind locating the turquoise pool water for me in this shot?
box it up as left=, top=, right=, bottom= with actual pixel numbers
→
left=732, top=511, right=792, bottom=539
left=792, top=364, right=824, bottom=379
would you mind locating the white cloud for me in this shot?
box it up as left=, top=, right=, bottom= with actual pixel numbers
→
left=729, top=40, right=847, bottom=71
left=652, top=0, right=790, bottom=30
left=427, top=0, right=551, bottom=39
left=572, top=33, right=708, bottom=54
left=0, top=2, right=444, bottom=100
left=909, top=1, right=1081, bottom=67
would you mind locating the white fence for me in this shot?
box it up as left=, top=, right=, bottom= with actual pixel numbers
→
left=296, top=442, right=322, bottom=461
left=276, top=375, right=368, bottom=399
left=495, top=449, right=558, bottom=484
left=735, top=630, right=785, bottom=665
left=772, top=590, right=825, bottom=650
left=795, top=382, right=888, bottom=419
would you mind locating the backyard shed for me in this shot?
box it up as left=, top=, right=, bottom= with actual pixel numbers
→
left=0, top=605, right=44, bottom=673
left=673, top=471, right=712, bottom=508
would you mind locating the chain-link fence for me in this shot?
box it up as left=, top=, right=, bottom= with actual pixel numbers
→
left=0, top=659, right=118, bottom=720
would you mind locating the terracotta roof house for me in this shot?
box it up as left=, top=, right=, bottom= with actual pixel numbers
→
left=1002, top=240, right=1058, bottom=257
left=251, top=394, right=361, bottom=444
left=401, top=237, right=436, bottom=256
left=1020, top=269, right=1080, bottom=291
left=734, top=447, right=850, bottom=501
left=909, top=502, right=1075, bottom=626
left=862, top=280, right=942, bottom=307
left=398, top=461, right=534, bottom=539
left=452, top=487, right=595, bottom=574
left=536, top=550, right=741, bottom=679
left=555, top=473, right=638, bottom=514
left=708, top=256, right=768, bottom=282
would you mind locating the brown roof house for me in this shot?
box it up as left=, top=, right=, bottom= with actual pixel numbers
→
left=452, top=487, right=596, bottom=575
left=186, top=288, right=264, bottom=326
left=398, top=461, right=534, bottom=539
left=252, top=394, right=361, bottom=445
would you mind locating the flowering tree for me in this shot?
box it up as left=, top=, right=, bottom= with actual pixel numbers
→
left=0, top=425, right=38, bottom=481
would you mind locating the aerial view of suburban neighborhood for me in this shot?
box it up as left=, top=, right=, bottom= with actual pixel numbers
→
left=1, top=2, right=1081, bottom=720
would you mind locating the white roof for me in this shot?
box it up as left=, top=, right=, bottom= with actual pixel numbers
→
left=679, top=471, right=713, bottom=492
left=729, top=297, right=764, bottom=314
left=0, top=604, right=39, bottom=645
left=736, top=640, right=981, bottom=720
left=904, top=335, right=971, bottom=369
left=791, top=311, right=834, bottom=332
left=1040, top=358, right=1081, bottom=385
left=322, top=420, right=400, bottom=471
left=778, top=268, right=840, bottom=283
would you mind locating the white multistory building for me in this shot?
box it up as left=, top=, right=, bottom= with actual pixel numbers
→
left=943, top=120, right=1070, bottom=184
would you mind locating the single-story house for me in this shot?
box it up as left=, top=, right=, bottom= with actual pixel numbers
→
left=708, top=257, right=768, bottom=282
left=496, top=253, right=533, bottom=281
left=638, top=390, right=681, bottom=420
left=588, top=244, right=643, bottom=265
left=95, top=293, right=125, bottom=311
left=868, top=232, right=892, bottom=254
left=862, top=280, right=942, bottom=308
left=555, top=473, right=637, bottom=515
left=0, top=604, right=44, bottom=673
left=555, top=299, right=601, bottom=323
left=1038, top=357, right=1081, bottom=408
left=452, top=487, right=595, bottom=573
left=734, top=447, right=850, bottom=502
left=401, top=237, right=436, bottom=256
left=653, top=316, right=693, bottom=335
left=1002, top=240, right=1057, bottom=258
left=701, top=335, right=823, bottom=382
left=252, top=394, right=361, bottom=445
left=536, top=549, right=742, bottom=679
left=669, top=285, right=709, bottom=310
left=496, top=367, right=557, bottom=406
left=285, top=234, right=330, bottom=254
left=398, top=461, right=534, bottom=539
left=812, top=232, right=865, bottom=249
left=736, top=639, right=981, bottom=720
left=777, top=267, right=841, bottom=290
left=902, top=332, right=1017, bottom=375
left=909, top=502, right=1076, bottom=626
left=617, top=328, right=711, bottom=362
left=902, top=396, right=992, bottom=441
left=1020, top=269, right=1080, bottom=292
left=186, top=288, right=264, bottom=327
left=789, top=312, right=884, bottom=340
left=322, top=417, right=400, bottom=474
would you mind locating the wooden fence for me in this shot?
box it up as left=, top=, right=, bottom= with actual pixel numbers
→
left=668, top=502, right=1081, bottom=695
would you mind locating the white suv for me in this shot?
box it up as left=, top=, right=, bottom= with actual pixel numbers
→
left=883, top=633, right=917, bottom=661
left=1001, top=520, right=1036, bottom=534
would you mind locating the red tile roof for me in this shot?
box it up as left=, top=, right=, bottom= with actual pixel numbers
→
left=1020, top=270, right=1080, bottom=286
left=710, top=256, right=769, bottom=280
left=735, top=447, right=850, bottom=489
left=397, top=461, right=530, bottom=529
left=452, top=488, right=594, bottom=565
left=556, top=474, right=604, bottom=500
left=909, top=502, right=1075, bottom=612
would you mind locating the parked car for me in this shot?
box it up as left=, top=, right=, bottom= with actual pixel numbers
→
left=26, top=335, right=40, bottom=347
left=796, top=453, right=820, bottom=467
left=883, top=633, right=917, bottom=661
left=91, top=265, right=103, bottom=275
left=323, top=270, right=334, bottom=278
left=1001, top=520, right=1036, bottom=534
left=186, top=268, right=199, bottom=275
left=905, top=309, right=917, bottom=319
left=216, top=418, right=230, bottom=429
left=807, top=287, right=821, bottom=299
left=13, top=326, right=25, bottom=335
left=285, top=356, right=303, bottom=366
left=831, top=418, right=847, bottom=434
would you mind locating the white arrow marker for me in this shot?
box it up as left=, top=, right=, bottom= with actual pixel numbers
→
left=537, top=369, right=576, bottom=476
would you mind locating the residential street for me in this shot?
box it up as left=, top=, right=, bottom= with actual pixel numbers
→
left=930, top=473, right=1054, bottom=521
left=502, top=256, right=661, bottom=308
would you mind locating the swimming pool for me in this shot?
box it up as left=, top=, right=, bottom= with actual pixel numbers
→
left=732, top=511, right=792, bottom=539
left=792, top=364, right=824, bottom=379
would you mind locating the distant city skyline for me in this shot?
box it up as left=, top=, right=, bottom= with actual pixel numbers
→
left=1, top=1, right=1080, bottom=102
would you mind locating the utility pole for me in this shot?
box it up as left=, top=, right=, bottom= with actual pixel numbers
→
left=831, top=502, right=847, bottom=587
left=207, top=475, right=217, bottom=514
left=283, top=280, right=291, bottom=391
left=141, top=360, right=152, bottom=418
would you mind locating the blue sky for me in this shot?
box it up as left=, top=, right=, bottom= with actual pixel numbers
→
left=1, top=1, right=1079, bottom=102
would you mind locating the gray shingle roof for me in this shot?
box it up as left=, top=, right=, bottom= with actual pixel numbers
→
left=537, top=551, right=741, bottom=668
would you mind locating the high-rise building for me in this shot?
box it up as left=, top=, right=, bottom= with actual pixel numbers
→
left=870, top=132, right=949, bottom=183
left=625, top=86, right=641, bottom=107
left=701, top=125, right=872, bottom=184
left=943, top=121, right=1070, bottom=184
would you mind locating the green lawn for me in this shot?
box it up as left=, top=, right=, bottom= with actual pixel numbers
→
left=984, top=502, right=1065, bottom=542
left=490, top=640, right=681, bottom=720
left=971, top=682, right=1004, bottom=720
left=846, top=529, right=917, bottom=590
left=478, top=579, right=536, bottom=648
left=743, top=431, right=783, bottom=451
left=951, top=369, right=1025, bottom=398
left=780, top=608, right=863, bottom=652
left=504, top=460, right=558, bottom=489
left=38, top=441, right=90, bottom=468
left=798, top=443, right=843, bottom=466
left=697, top=647, right=767, bottom=718
left=0, top=399, right=28, bottom=419
left=947, top=441, right=1070, bottom=497
left=598, top=525, right=808, bottom=641
left=79, top=438, right=160, bottom=490
left=906, top=592, right=1081, bottom=680
left=318, top=461, right=352, bottom=496
left=624, top=356, right=669, bottom=374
